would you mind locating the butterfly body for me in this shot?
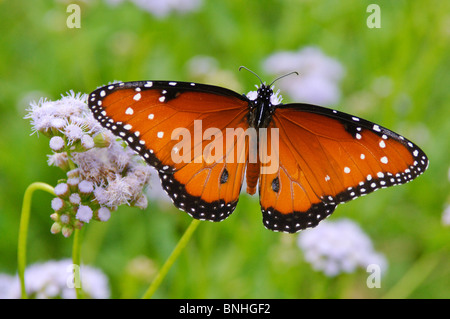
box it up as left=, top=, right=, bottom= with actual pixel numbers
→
left=247, top=84, right=277, bottom=129
left=88, top=78, right=428, bottom=233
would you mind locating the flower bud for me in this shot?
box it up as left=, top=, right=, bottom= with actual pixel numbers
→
left=61, top=225, right=73, bottom=238
left=59, top=213, right=71, bottom=224
left=50, top=222, right=62, bottom=234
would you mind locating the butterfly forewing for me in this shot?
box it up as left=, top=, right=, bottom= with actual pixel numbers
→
left=89, top=81, right=250, bottom=221
left=258, top=103, right=428, bottom=233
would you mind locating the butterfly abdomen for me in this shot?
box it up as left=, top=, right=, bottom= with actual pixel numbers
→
left=246, top=161, right=260, bottom=195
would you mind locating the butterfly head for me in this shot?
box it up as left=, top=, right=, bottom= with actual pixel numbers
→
left=246, top=83, right=282, bottom=106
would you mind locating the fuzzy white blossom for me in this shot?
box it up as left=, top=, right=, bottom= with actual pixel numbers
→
left=49, top=136, right=65, bottom=152
left=263, top=46, right=345, bottom=106
left=297, top=219, right=387, bottom=277
left=0, top=259, right=110, bottom=299
left=442, top=204, right=450, bottom=226
left=106, top=0, right=202, bottom=18
left=26, top=91, right=152, bottom=237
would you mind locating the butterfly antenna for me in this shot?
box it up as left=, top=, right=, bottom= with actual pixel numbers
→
left=239, top=66, right=264, bottom=86
left=269, top=71, right=299, bottom=87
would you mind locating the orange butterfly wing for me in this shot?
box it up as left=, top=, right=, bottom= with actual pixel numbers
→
left=259, top=104, right=428, bottom=233
left=89, top=81, right=249, bottom=221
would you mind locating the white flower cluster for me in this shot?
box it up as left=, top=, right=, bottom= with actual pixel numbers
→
left=106, top=0, right=202, bottom=18
left=297, top=219, right=387, bottom=277
left=0, top=259, right=109, bottom=299
left=442, top=204, right=450, bottom=226
left=263, top=46, right=345, bottom=106
left=25, top=91, right=151, bottom=237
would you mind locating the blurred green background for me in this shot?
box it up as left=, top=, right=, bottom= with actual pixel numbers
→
left=1, top=0, right=449, bottom=298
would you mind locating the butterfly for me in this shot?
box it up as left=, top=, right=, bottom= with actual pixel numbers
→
left=88, top=68, right=429, bottom=233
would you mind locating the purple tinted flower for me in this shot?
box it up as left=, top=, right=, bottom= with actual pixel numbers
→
left=76, top=205, right=93, bottom=223
left=49, top=136, right=65, bottom=152
left=1, top=259, right=110, bottom=299
left=27, top=91, right=152, bottom=237
left=297, top=219, right=387, bottom=277
left=263, top=46, right=345, bottom=106
left=96, top=207, right=111, bottom=222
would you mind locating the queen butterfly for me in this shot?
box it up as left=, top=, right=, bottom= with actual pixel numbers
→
left=88, top=69, right=428, bottom=233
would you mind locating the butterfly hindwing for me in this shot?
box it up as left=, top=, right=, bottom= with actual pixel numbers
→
left=258, top=121, right=337, bottom=233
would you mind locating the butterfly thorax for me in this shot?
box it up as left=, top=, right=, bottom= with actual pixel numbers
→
left=247, top=84, right=278, bottom=129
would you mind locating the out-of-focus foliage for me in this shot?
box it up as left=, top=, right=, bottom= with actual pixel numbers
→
left=0, top=0, right=449, bottom=298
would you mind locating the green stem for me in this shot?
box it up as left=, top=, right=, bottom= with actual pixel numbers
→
left=72, top=228, right=83, bottom=299
left=141, top=219, right=201, bottom=299
left=18, top=182, right=55, bottom=299
left=382, top=252, right=440, bottom=299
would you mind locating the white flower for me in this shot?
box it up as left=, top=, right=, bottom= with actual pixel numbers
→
left=297, top=218, right=387, bottom=277
left=263, top=46, right=345, bottom=106
left=78, top=180, right=94, bottom=194
left=51, top=197, right=64, bottom=211
left=47, top=152, right=69, bottom=170
left=81, top=134, right=94, bottom=150
left=49, top=136, right=65, bottom=152
left=54, top=183, right=69, bottom=197
left=25, top=92, right=90, bottom=135
left=106, top=0, right=202, bottom=18
left=0, top=274, right=16, bottom=298
left=76, top=205, right=93, bottom=223
left=63, top=123, right=84, bottom=144
left=96, top=207, right=111, bottom=222
left=2, top=259, right=110, bottom=299
left=69, top=193, right=81, bottom=205
left=442, top=204, right=450, bottom=226
left=27, top=91, right=152, bottom=237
